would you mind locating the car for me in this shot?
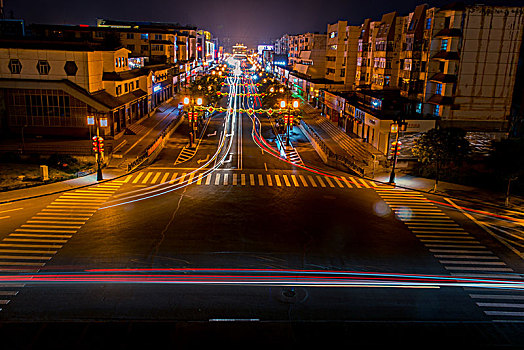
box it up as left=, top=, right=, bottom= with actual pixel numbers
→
left=177, top=102, right=184, bottom=110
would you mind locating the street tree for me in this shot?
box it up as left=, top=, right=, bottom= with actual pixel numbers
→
left=412, top=127, right=471, bottom=190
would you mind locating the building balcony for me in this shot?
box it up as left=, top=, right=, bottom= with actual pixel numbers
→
left=432, top=50, right=460, bottom=60
left=434, top=28, right=462, bottom=38
left=426, top=94, right=453, bottom=105
left=429, top=72, right=457, bottom=83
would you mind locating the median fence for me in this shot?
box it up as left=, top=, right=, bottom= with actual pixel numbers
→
left=300, top=120, right=365, bottom=177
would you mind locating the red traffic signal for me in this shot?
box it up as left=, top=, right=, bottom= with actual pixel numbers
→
left=390, top=141, right=402, bottom=156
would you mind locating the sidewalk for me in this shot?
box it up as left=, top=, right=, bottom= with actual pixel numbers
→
left=373, top=170, right=524, bottom=213
left=108, top=96, right=183, bottom=170
left=299, top=102, right=382, bottom=175
left=0, top=95, right=185, bottom=203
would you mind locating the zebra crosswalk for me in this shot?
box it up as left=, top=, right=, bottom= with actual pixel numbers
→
left=0, top=181, right=123, bottom=311
left=375, top=187, right=524, bottom=322
left=114, top=170, right=382, bottom=189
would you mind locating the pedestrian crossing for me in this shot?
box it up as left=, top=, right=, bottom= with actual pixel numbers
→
left=114, top=170, right=382, bottom=189
left=174, top=146, right=197, bottom=165
left=375, top=188, right=524, bottom=322
left=0, top=182, right=123, bottom=311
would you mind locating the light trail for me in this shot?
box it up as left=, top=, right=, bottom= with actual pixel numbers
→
left=0, top=268, right=521, bottom=290
left=100, top=72, right=243, bottom=209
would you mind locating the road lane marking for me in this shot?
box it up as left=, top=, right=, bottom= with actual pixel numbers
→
left=0, top=255, right=52, bottom=260
left=290, top=175, right=299, bottom=187
left=274, top=175, right=282, bottom=187
left=161, top=172, right=170, bottom=184
left=266, top=174, right=273, bottom=186
left=215, top=173, right=221, bottom=185
left=308, top=176, right=317, bottom=187
left=316, top=176, right=326, bottom=187
left=0, top=216, right=9, bottom=220
left=196, top=173, right=203, bottom=185
left=258, top=174, right=264, bottom=186
left=350, top=177, right=362, bottom=188
left=178, top=173, right=187, bottom=185
left=132, top=172, right=143, bottom=184
left=187, top=172, right=195, bottom=184
left=333, top=178, right=344, bottom=188
left=299, top=175, right=308, bottom=187
left=0, top=208, right=24, bottom=214
left=359, top=178, right=371, bottom=188
left=250, top=174, right=255, bottom=186
left=5, top=238, right=68, bottom=243
left=169, top=173, right=179, bottom=184
left=0, top=249, right=57, bottom=254
left=150, top=172, right=161, bottom=184
left=223, top=173, right=228, bottom=185
left=205, top=174, right=212, bottom=185
left=15, top=229, right=77, bottom=234
left=0, top=246, right=63, bottom=252
left=10, top=234, right=72, bottom=238
left=282, top=175, right=291, bottom=187
left=233, top=174, right=238, bottom=185
left=324, top=177, right=335, bottom=188
left=241, top=174, right=246, bottom=186
left=341, top=177, right=352, bottom=188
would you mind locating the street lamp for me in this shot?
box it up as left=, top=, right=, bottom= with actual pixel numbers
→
left=388, top=121, right=406, bottom=185
left=183, top=96, right=203, bottom=148
left=87, top=114, right=107, bottom=181
left=279, top=95, right=298, bottom=146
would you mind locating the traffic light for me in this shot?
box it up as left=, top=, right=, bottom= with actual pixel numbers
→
left=92, top=136, right=99, bottom=153
left=98, top=137, right=104, bottom=153
left=390, top=141, right=402, bottom=156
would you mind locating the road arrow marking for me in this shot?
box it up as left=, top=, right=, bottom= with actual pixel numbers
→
left=207, top=131, right=217, bottom=137
left=197, top=154, right=210, bottom=164
left=224, top=154, right=233, bottom=163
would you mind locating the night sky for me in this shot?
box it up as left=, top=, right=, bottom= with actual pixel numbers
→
left=9, top=0, right=524, bottom=48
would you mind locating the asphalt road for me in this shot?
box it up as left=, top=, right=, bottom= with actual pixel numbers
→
left=0, top=70, right=523, bottom=346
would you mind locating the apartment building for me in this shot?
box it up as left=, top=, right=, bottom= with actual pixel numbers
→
left=326, top=21, right=347, bottom=82
left=0, top=39, right=173, bottom=138
left=274, top=34, right=289, bottom=55
left=288, top=32, right=326, bottom=79
left=398, top=4, right=436, bottom=102
left=423, top=3, right=524, bottom=131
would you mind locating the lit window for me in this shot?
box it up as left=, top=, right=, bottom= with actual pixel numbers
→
left=426, top=18, right=432, bottom=30
left=416, top=102, right=422, bottom=114
left=141, top=33, right=149, bottom=40
left=435, top=83, right=442, bottom=95
left=441, top=39, right=448, bottom=51
left=434, top=105, right=440, bottom=116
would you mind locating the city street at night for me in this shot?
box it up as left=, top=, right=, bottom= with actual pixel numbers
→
left=1, top=0, right=524, bottom=347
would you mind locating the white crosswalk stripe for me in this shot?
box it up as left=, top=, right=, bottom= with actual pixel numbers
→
left=0, top=181, right=123, bottom=312
left=375, top=187, right=524, bottom=322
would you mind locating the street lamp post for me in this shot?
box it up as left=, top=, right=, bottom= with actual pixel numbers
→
left=183, top=96, right=203, bottom=148
left=388, top=122, right=400, bottom=185
left=279, top=92, right=298, bottom=147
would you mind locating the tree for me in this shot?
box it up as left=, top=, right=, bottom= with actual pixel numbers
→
left=412, top=127, right=471, bottom=190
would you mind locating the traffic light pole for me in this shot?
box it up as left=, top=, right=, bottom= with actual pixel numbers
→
left=96, top=119, right=103, bottom=181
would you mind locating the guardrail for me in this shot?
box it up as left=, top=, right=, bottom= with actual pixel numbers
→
left=301, top=120, right=365, bottom=176
left=127, top=113, right=182, bottom=172
left=0, top=144, right=113, bottom=156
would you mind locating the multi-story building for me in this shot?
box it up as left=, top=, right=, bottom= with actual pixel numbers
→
left=423, top=3, right=524, bottom=132
left=398, top=4, right=436, bottom=101
left=325, top=21, right=347, bottom=83
left=288, top=32, right=326, bottom=79
left=0, top=38, right=173, bottom=139
left=274, top=34, right=289, bottom=55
